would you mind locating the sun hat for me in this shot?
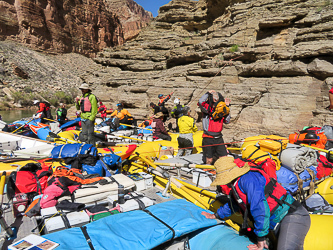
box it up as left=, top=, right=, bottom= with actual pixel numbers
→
left=79, top=83, right=90, bottom=90
left=211, top=156, right=250, bottom=186
left=154, top=112, right=164, bottom=118
left=174, top=98, right=180, bottom=104
left=33, top=100, right=39, bottom=105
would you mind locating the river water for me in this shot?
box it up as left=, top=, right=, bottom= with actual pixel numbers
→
left=1, top=110, right=39, bottom=124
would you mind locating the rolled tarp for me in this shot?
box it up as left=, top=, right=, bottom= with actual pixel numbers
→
left=280, top=144, right=317, bottom=173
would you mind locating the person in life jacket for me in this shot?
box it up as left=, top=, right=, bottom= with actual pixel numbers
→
left=151, top=112, right=171, bottom=141
left=98, top=102, right=113, bottom=120
left=158, top=92, right=173, bottom=122
left=171, top=98, right=185, bottom=132
left=138, top=119, right=152, bottom=128
left=176, top=106, right=198, bottom=156
left=202, top=156, right=310, bottom=250
left=198, top=90, right=231, bottom=164
left=75, top=83, right=98, bottom=146
left=110, top=103, right=134, bottom=125
left=33, top=100, right=53, bottom=124
left=56, top=103, right=68, bottom=125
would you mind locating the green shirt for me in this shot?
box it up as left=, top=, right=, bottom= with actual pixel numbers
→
left=75, top=92, right=98, bottom=121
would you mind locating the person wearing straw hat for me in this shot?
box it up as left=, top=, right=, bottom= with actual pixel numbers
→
left=198, top=90, right=231, bottom=164
left=176, top=106, right=197, bottom=156
left=75, top=83, right=98, bottom=146
left=202, top=157, right=310, bottom=250
left=151, top=112, right=171, bottom=141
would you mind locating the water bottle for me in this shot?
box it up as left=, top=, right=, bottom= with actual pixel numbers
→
left=118, top=185, right=125, bottom=204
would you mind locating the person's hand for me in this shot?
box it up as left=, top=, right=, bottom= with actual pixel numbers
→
left=247, top=240, right=268, bottom=250
left=225, top=98, right=231, bottom=106
left=208, top=90, right=216, bottom=94
left=75, top=96, right=80, bottom=102
left=201, top=211, right=216, bottom=219
left=170, top=92, right=174, bottom=95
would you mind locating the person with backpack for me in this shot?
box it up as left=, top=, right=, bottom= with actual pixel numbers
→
left=110, top=103, right=134, bottom=125
left=198, top=90, right=231, bottom=164
left=75, top=83, right=98, bottom=146
left=202, top=156, right=310, bottom=250
left=33, top=100, right=53, bottom=124
left=171, top=98, right=185, bottom=132
left=176, top=106, right=197, bottom=156
left=56, top=103, right=68, bottom=125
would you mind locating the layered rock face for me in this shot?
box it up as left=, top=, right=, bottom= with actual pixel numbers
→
left=0, top=0, right=152, bottom=56
left=105, top=0, right=153, bottom=41
left=89, top=0, right=333, bottom=142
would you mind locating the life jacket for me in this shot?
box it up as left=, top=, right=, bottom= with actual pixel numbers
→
left=316, top=153, right=333, bottom=180
left=233, top=168, right=292, bottom=216
left=51, top=166, right=103, bottom=185
left=172, top=104, right=184, bottom=118
left=212, top=101, right=230, bottom=120
left=80, top=93, right=97, bottom=113
left=40, top=102, right=53, bottom=120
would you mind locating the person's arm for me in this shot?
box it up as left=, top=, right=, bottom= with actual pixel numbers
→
left=110, top=110, right=117, bottom=117
left=239, top=174, right=270, bottom=241
left=192, top=118, right=198, bottom=132
left=198, top=93, right=210, bottom=114
left=75, top=97, right=81, bottom=110
left=202, top=200, right=238, bottom=220
left=89, top=95, right=98, bottom=121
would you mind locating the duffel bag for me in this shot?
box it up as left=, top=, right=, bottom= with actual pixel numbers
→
left=51, top=143, right=97, bottom=159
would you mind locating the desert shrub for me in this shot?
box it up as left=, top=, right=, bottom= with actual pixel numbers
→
left=230, top=44, right=239, bottom=53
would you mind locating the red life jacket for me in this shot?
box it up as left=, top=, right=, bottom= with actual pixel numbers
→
left=80, top=93, right=95, bottom=113
left=316, top=154, right=333, bottom=179
left=234, top=168, right=288, bottom=214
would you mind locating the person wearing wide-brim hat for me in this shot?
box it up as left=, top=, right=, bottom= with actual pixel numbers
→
left=75, top=83, right=98, bottom=146
left=202, top=156, right=310, bottom=250
left=151, top=112, right=171, bottom=141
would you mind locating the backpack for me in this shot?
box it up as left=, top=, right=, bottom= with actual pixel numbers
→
left=212, top=101, right=230, bottom=120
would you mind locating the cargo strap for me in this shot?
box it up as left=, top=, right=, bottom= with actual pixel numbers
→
left=59, top=210, right=71, bottom=229
left=80, top=226, right=95, bottom=250
left=143, top=209, right=175, bottom=241
left=246, top=147, right=270, bottom=162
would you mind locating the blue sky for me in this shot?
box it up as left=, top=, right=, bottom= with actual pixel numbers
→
left=133, top=0, right=172, bottom=17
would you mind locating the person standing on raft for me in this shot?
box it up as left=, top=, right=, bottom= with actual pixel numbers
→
left=176, top=106, right=197, bottom=156
left=157, top=92, right=173, bottom=122
left=33, top=100, right=53, bottom=124
left=75, top=83, right=98, bottom=146
left=202, top=157, right=310, bottom=250
left=198, top=90, right=230, bottom=164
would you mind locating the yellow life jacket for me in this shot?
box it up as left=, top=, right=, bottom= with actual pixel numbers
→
left=212, top=101, right=230, bottom=120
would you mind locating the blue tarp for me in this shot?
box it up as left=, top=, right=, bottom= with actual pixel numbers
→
left=189, top=224, right=252, bottom=250
left=138, top=125, right=153, bottom=135
left=60, top=118, right=81, bottom=129
left=44, top=199, right=217, bottom=250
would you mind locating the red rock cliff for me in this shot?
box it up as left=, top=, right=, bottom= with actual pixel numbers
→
left=0, top=0, right=125, bottom=56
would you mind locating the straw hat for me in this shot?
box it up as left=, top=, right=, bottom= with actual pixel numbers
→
left=211, top=156, right=250, bottom=186
left=154, top=112, right=164, bottom=118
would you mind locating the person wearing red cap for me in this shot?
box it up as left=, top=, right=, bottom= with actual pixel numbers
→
left=98, top=102, right=108, bottom=120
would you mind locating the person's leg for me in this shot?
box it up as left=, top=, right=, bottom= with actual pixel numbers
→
left=215, top=137, right=228, bottom=158
left=86, top=119, right=96, bottom=146
left=79, top=119, right=88, bottom=143
left=202, top=137, right=214, bottom=164
left=157, top=133, right=171, bottom=141
left=277, top=205, right=310, bottom=250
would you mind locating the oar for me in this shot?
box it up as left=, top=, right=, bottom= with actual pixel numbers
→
left=154, top=162, right=215, bottom=170
left=12, top=118, right=35, bottom=134
left=0, top=171, right=6, bottom=206
left=119, top=123, right=152, bottom=131
left=300, top=144, right=329, bottom=153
